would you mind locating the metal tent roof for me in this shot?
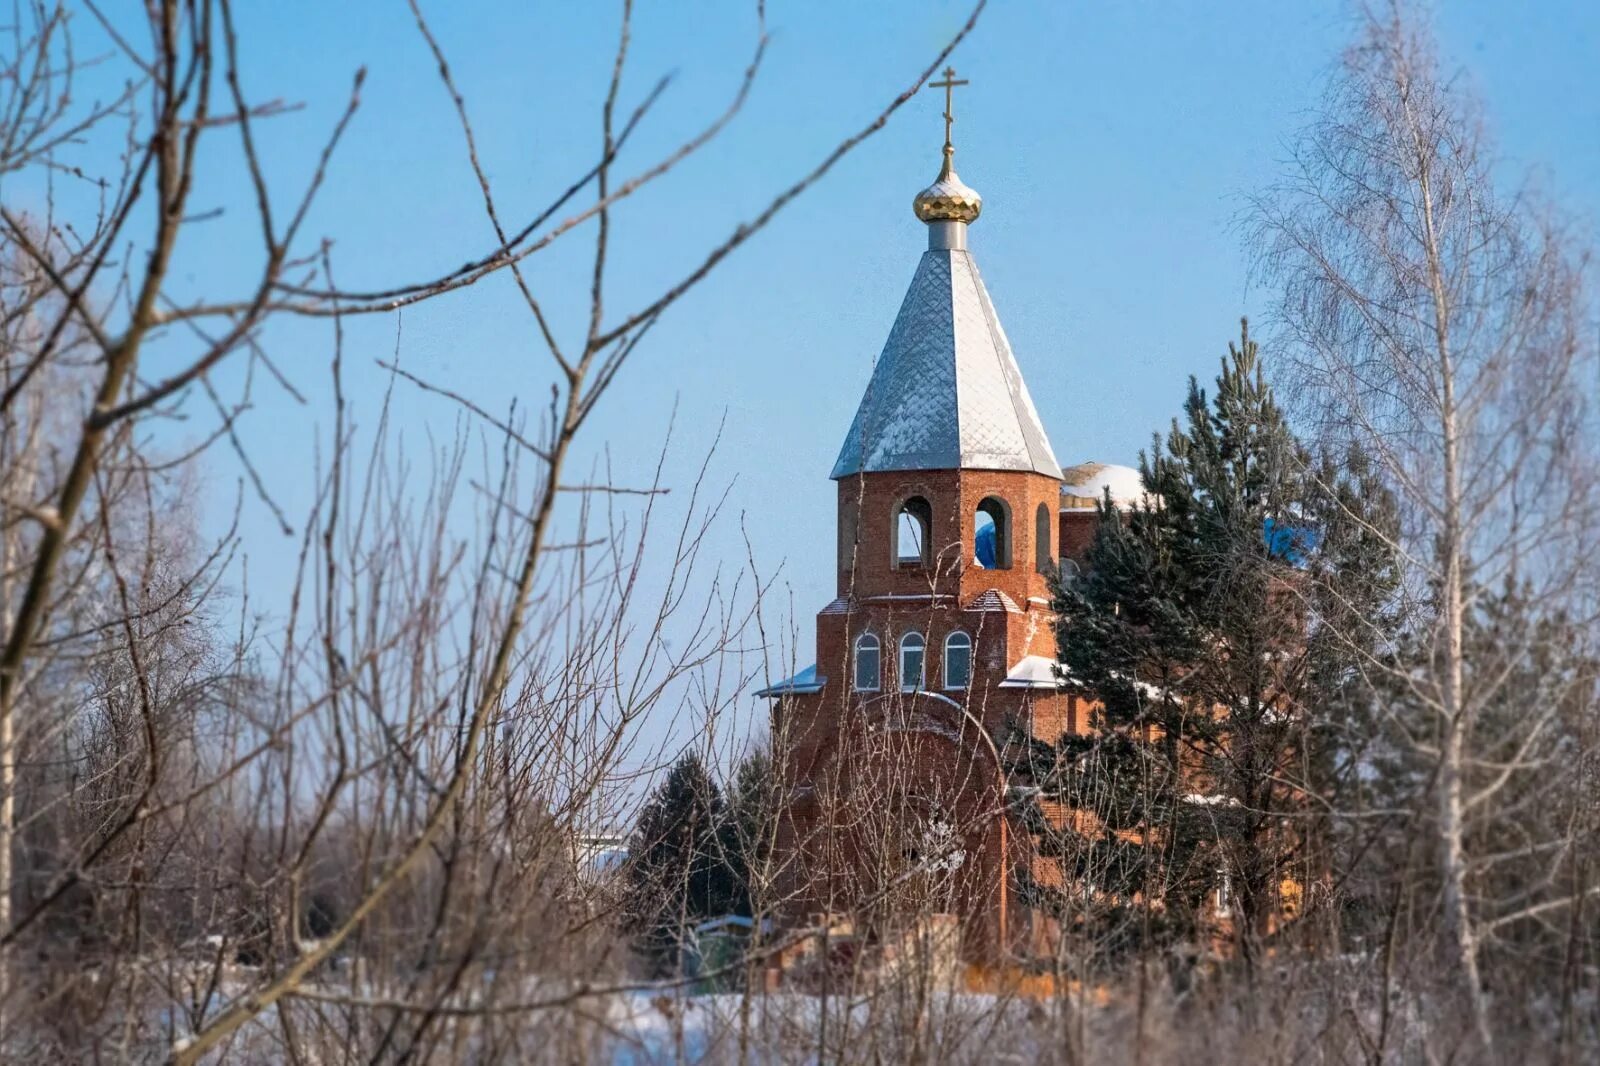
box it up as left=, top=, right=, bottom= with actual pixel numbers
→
left=831, top=247, right=1060, bottom=480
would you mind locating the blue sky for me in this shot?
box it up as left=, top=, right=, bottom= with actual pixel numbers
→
left=15, top=2, right=1597, bottom=744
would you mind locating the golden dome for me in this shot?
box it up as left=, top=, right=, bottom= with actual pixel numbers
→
left=912, top=147, right=982, bottom=224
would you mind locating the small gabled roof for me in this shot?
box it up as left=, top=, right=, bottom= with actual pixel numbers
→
left=963, top=589, right=1021, bottom=614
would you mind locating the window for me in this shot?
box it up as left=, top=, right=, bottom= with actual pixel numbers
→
left=1035, top=502, right=1054, bottom=573
left=854, top=634, right=881, bottom=692
left=899, top=632, right=925, bottom=692
left=943, top=632, right=972, bottom=690
left=895, top=496, right=933, bottom=567
left=1215, top=864, right=1232, bottom=918
left=973, top=497, right=1011, bottom=569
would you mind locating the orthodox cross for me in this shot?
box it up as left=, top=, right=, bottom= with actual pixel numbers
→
left=927, top=66, right=969, bottom=151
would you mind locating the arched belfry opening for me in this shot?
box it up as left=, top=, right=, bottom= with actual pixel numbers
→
left=895, top=496, right=933, bottom=568
left=973, top=496, right=1011, bottom=570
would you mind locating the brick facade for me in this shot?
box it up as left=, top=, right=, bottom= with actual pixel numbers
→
left=771, top=466, right=1098, bottom=959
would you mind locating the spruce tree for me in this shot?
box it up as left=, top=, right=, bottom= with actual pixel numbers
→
left=726, top=746, right=774, bottom=909
left=1013, top=321, right=1400, bottom=967
left=622, top=752, right=749, bottom=969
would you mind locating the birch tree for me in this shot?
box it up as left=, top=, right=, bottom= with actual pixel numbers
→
left=1251, top=2, right=1599, bottom=1049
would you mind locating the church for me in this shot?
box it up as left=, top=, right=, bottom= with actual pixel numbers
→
left=757, top=71, right=1148, bottom=964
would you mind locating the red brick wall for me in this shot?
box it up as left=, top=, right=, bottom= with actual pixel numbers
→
left=771, top=464, right=1074, bottom=962
left=773, top=468, right=1312, bottom=965
left=1058, top=508, right=1099, bottom=563
left=834, top=469, right=1061, bottom=608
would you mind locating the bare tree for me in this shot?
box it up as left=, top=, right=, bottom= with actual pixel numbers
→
left=0, top=0, right=989, bottom=1058
left=8, top=1, right=1593, bottom=1060
left=1251, top=1, right=1599, bottom=1050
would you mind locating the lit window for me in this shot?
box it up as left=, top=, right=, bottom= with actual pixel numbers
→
left=899, top=632, right=925, bottom=692
left=1215, top=864, right=1232, bottom=917
left=854, top=634, right=880, bottom=692
left=943, top=632, right=972, bottom=690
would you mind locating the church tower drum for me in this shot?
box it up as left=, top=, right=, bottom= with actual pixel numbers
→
left=759, top=72, right=1073, bottom=964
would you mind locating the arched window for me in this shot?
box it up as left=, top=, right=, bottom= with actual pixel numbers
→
left=1035, top=502, right=1054, bottom=573
left=854, top=633, right=881, bottom=692
left=973, top=497, right=1011, bottom=569
left=895, top=496, right=933, bottom=568
left=899, top=632, right=926, bottom=693
left=943, top=632, right=972, bottom=690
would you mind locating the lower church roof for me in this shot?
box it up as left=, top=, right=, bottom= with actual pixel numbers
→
left=754, top=664, right=825, bottom=698
left=998, top=655, right=1066, bottom=689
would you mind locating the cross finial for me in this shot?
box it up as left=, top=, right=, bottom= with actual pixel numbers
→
left=927, top=66, right=969, bottom=154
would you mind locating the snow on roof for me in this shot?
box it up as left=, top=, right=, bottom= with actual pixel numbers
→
left=1060, top=461, right=1149, bottom=510
left=587, top=847, right=628, bottom=877
left=1182, top=793, right=1241, bottom=807
left=691, top=915, right=773, bottom=937
left=998, top=655, right=1066, bottom=689
left=962, top=589, right=1021, bottom=614
left=831, top=248, right=1060, bottom=479
left=754, top=664, right=825, bottom=698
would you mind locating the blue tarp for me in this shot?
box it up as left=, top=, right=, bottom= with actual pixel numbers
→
left=975, top=522, right=997, bottom=568
left=1263, top=517, right=1318, bottom=565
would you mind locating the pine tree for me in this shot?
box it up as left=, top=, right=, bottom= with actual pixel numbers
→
left=1014, top=320, right=1400, bottom=967
left=622, top=752, right=749, bottom=969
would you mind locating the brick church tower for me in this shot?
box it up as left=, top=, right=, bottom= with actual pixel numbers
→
left=758, top=77, right=1106, bottom=961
